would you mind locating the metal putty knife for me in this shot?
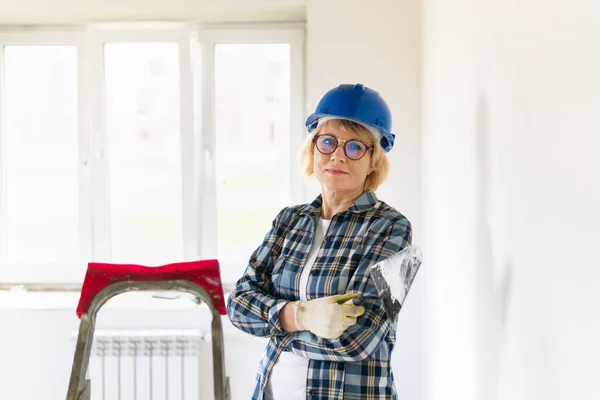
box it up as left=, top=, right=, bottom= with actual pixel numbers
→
left=351, top=245, right=422, bottom=323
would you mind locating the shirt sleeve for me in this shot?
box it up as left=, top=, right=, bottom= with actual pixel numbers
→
left=287, top=217, right=413, bottom=362
left=226, top=209, right=291, bottom=338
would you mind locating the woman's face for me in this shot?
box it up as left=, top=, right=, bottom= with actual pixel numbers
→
left=313, top=119, right=374, bottom=194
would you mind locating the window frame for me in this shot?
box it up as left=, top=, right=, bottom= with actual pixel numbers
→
left=198, top=25, right=306, bottom=282
left=82, top=24, right=198, bottom=265
left=0, top=28, right=88, bottom=283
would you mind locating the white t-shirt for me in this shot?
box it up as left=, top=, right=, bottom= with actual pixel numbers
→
left=265, top=218, right=331, bottom=400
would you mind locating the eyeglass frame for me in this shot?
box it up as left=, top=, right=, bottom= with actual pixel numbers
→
left=312, top=134, right=374, bottom=160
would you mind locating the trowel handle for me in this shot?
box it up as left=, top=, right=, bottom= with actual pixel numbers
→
left=351, top=294, right=380, bottom=305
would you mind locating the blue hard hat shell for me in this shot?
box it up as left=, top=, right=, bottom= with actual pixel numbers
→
left=306, top=83, right=396, bottom=152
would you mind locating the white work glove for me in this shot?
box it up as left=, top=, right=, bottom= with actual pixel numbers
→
left=291, top=293, right=365, bottom=340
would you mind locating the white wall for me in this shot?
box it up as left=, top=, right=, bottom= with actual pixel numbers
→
left=0, top=1, right=425, bottom=399
left=422, top=0, right=600, bottom=399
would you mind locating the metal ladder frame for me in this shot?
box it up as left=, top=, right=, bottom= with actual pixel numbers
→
left=66, top=280, right=229, bottom=400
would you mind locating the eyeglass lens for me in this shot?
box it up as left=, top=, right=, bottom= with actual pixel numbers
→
left=315, top=135, right=368, bottom=160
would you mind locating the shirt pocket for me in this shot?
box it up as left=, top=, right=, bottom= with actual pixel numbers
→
left=328, top=238, right=367, bottom=295
left=270, top=255, right=302, bottom=299
left=335, top=252, right=363, bottom=294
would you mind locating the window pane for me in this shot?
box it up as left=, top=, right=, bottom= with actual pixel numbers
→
left=104, top=43, right=182, bottom=264
left=4, top=46, right=79, bottom=268
left=214, top=44, right=291, bottom=277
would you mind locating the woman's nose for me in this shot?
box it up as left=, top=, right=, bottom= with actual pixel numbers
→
left=330, top=144, right=347, bottom=162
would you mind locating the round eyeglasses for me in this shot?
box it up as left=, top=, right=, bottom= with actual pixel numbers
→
left=313, top=134, right=373, bottom=160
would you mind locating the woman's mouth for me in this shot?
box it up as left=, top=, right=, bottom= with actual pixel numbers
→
left=326, top=169, right=348, bottom=175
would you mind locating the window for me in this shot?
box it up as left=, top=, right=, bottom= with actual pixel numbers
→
left=214, top=43, right=292, bottom=282
left=104, top=42, right=183, bottom=265
left=0, top=25, right=305, bottom=285
left=3, top=45, right=79, bottom=274
left=199, top=28, right=306, bottom=284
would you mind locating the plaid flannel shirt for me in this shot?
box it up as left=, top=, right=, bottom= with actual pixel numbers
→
left=226, top=191, right=412, bottom=400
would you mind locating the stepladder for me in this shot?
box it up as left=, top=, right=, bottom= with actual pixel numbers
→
left=66, top=259, right=230, bottom=400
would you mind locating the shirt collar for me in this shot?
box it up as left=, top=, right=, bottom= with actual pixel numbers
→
left=301, top=191, right=380, bottom=216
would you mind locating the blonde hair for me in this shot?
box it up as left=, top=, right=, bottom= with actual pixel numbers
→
left=299, top=119, right=390, bottom=192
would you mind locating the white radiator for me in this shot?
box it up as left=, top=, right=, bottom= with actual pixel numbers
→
left=74, top=330, right=203, bottom=400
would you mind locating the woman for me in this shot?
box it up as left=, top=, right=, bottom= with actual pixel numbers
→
left=227, top=83, right=413, bottom=400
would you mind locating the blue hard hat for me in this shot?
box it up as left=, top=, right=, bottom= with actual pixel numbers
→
left=305, top=83, right=396, bottom=152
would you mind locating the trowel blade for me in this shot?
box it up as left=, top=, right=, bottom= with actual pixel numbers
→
left=370, top=245, right=422, bottom=323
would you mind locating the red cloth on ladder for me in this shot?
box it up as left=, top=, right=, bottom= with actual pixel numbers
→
left=76, top=259, right=227, bottom=318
